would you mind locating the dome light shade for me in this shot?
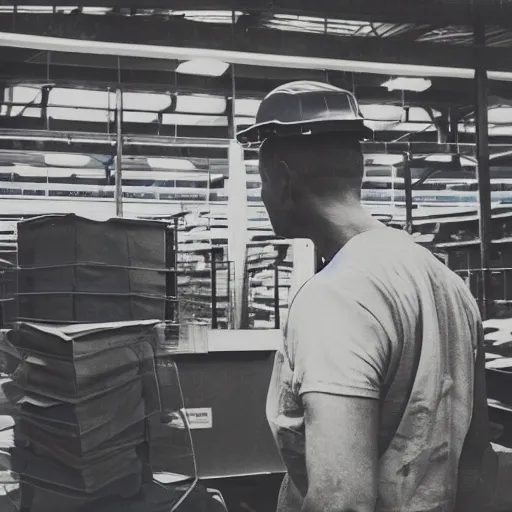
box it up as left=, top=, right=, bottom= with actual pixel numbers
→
left=382, top=77, right=432, bottom=92
left=176, top=59, right=229, bottom=77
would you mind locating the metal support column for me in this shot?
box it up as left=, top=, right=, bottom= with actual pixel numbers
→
left=449, top=109, right=459, bottom=146
left=165, top=226, right=177, bottom=322
left=226, top=65, right=248, bottom=329
left=211, top=248, right=218, bottom=330
left=402, top=152, right=414, bottom=234
left=115, top=88, right=123, bottom=217
left=436, top=110, right=449, bottom=144
left=449, top=109, right=460, bottom=164
left=474, top=22, right=491, bottom=319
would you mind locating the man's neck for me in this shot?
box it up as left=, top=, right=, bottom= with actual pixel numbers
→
left=307, top=204, right=385, bottom=261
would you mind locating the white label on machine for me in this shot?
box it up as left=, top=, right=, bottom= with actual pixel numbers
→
left=184, top=408, right=213, bottom=430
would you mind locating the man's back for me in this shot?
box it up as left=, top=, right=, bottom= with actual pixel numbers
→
left=267, top=227, right=496, bottom=511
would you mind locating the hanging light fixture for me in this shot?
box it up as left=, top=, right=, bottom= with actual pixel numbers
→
left=382, top=77, right=432, bottom=92
left=176, top=59, right=229, bottom=77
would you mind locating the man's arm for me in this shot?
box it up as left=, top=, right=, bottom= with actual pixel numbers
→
left=286, top=281, right=390, bottom=511
left=301, top=392, right=379, bottom=512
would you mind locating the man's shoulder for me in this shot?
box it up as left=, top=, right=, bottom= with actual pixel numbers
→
left=290, top=266, right=357, bottom=307
left=287, top=265, right=387, bottom=331
left=288, top=227, right=474, bottom=328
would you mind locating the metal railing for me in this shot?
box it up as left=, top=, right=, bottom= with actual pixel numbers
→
left=455, top=267, right=512, bottom=318
left=245, top=257, right=291, bottom=330
left=176, top=252, right=233, bottom=330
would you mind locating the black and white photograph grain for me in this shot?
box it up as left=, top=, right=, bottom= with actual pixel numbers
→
left=1, top=1, right=512, bottom=511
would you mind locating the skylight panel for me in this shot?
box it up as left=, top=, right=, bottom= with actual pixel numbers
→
left=3, top=86, right=41, bottom=104
left=176, top=95, right=226, bottom=115
left=162, top=114, right=227, bottom=126
left=122, top=92, right=172, bottom=111
left=48, top=88, right=112, bottom=109
left=47, top=107, right=114, bottom=123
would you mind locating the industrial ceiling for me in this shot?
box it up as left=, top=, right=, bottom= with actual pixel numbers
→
left=0, top=1, right=510, bottom=322
left=0, top=3, right=511, bottom=167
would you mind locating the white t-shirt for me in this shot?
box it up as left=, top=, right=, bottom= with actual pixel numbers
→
left=266, top=227, right=493, bottom=512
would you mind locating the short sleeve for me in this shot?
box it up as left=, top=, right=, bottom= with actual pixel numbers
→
left=287, top=283, right=391, bottom=400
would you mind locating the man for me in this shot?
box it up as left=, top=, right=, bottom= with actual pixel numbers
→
left=238, top=82, right=497, bottom=512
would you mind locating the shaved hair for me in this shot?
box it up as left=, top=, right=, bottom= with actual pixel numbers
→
left=259, top=132, right=364, bottom=198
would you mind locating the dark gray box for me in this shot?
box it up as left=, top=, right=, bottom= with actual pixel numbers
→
left=17, top=215, right=174, bottom=323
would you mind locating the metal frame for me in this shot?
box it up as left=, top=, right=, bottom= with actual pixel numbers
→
left=0, top=14, right=502, bottom=72
left=3, top=30, right=512, bottom=81
left=357, top=24, right=492, bottom=317
left=115, top=88, right=123, bottom=217
left=474, top=23, right=492, bottom=319
left=0, top=13, right=499, bottom=323
left=4, top=1, right=512, bottom=31
left=402, top=152, right=414, bottom=234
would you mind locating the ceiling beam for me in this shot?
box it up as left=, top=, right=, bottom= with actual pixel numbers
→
left=363, top=141, right=512, bottom=156
left=3, top=116, right=512, bottom=150
left=0, top=117, right=232, bottom=139
left=0, top=61, right=489, bottom=107
left=0, top=130, right=230, bottom=157
left=4, top=52, right=507, bottom=99
left=0, top=61, right=236, bottom=96
left=0, top=115, right=442, bottom=142
left=3, top=138, right=512, bottom=158
left=2, top=15, right=512, bottom=77
left=3, top=0, right=512, bottom=28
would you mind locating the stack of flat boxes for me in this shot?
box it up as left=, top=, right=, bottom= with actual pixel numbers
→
left=16, top=215, right=172, bottom=324
left=8, top=215, right=174, bottom=511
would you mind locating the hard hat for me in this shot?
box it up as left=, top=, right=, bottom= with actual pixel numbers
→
left=236, top=81, right=373, bottom=146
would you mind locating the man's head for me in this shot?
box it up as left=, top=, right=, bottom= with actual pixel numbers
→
left=237, top=80, right=372, bottom=242
left=259, top=132, right=365, bottom=239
